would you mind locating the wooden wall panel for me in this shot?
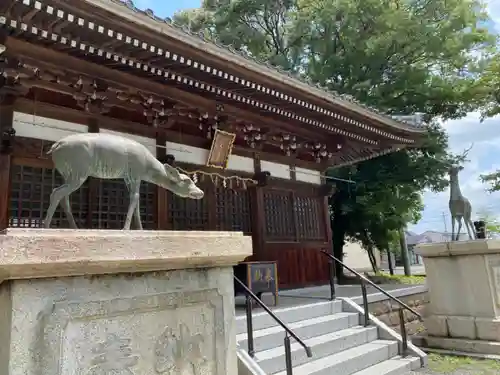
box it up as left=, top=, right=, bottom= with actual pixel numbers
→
left=0, top=96, right=16, bottom=231
left=261, top=246, right=330, bottom=289
left=254, top=181, right=332, bottom=288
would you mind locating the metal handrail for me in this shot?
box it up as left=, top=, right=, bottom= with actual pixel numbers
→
left=234, top=276, right=313, bottom=375
left=321, top=250, right=422, bottom=318
left=320, top=250, right=423, bottom=357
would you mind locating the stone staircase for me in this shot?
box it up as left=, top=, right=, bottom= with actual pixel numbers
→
left=236, top=299, right=425, bottom=375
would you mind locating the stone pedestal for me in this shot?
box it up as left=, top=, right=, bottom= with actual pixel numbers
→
left=0, top=229, right=252, bottom=375
left=416, top=240, right=500, bottom=354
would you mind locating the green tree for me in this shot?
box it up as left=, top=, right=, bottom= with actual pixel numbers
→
left=327, top=124, right=452, bottom=278
left=480, top=170, right=500, bottom=192
left=475, top=36, right=500, bottom=188
left=174, top=0, right=497, bottom=279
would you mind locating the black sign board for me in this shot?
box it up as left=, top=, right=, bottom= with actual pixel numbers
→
left=234, top=261, right=278, bottom=306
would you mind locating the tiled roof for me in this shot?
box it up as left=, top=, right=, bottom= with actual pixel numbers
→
left=95, top=0, right=428, bottom=133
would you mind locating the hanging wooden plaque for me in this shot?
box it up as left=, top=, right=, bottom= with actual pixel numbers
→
left=206, top=129, right=236, bottom=169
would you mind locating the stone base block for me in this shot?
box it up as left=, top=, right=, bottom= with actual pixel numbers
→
left=424, top=315, right=449, bottom=337
left=1, top=268, right=236, bottom=375
left=0, top=229, right=252, bottom=375
left=425, top=314, right=500, bottom=341
left=424, top=336, right=500, bottom=355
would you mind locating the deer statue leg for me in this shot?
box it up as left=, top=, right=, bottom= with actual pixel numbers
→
left=134, top=201, right=143, bottom=230
left=123, top=179, right=141, bottom=230
left=60, top=196, right=78, bottom=229
left=124, top=181, right=143, bottom=230
left=44, top=177, right=87, bottom=229
left=465, top=219, right=476, bottom=240
left=451, top=216, right=456, bottom=242
left=455, top=217, right=463, bottom=241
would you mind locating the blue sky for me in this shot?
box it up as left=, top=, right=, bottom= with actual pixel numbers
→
left=134, top=0, right=201, bottom=17
left=138, top=0, right=500, bottom=235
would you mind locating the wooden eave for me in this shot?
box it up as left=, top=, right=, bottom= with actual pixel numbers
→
left=5, top=0, right=425, bottom=143
left=0, top=0, right=414, bottom=169
left=75, top=0, right=425, bottom=137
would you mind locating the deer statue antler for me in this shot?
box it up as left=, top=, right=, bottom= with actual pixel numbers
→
left=457, top=143, right=474, bottom=163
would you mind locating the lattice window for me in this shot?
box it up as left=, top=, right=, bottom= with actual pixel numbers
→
left=264, top=189, right=325, bottom=242
left=263, top=190, right=295, bottom=241
left=93, top=180, right=156, bottom=229
left=9, top=164, right=88, bottom=228
left=139, top=182, right=156, bottom=229
left=215, top=187, right=251, bottom=233
left=167, top=186, right=209, bottom=231
left=294, top=196, right=324, bottom=240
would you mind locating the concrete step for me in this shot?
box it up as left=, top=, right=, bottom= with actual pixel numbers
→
left=236, top=312, right=359, bottom=352
left=256, top=325, right=379, bottom=374
left=273, top=340, right=399, bottom=375
left=350, top=356, right=421, bottom=375
left=235, top=300, right=343, bottom=335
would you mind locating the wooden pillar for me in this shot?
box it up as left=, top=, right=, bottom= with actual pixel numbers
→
left=0, top=95, right=16, bottom=231
left=321, top=175, right=333, bottom=247
left=249, top=154, right=265, bottom=260
left=321, top=175, right=335, bottom=288
left=156, top=133, right=168, bottom=230
left=206, top=177, right=216, bottom=231
left=86, top=118, right=99, bottom=229
left=290, top=163, right=297, bottom=181
left=322, top=195, right=333, bottom=245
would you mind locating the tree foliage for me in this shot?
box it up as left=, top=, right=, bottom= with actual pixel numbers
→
left=477, top=53, right=500, bottom=191
left=480, top=170, right=500, bottom=192
left=174, top=0, right=497, bottom=276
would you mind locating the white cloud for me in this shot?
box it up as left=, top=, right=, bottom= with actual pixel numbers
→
left=410, top=113, right=500, bottom=234
left=486, top=0, right=500, bottom=30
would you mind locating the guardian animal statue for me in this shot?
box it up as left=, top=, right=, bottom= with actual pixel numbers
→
left=44, top=133, right=204, bottom=230
left=448, top=145, right=475, bottom=241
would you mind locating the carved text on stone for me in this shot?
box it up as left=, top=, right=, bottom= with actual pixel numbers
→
left=155, top=323, right=211, bottom=375
left=86, top=333, right=138, bottom=375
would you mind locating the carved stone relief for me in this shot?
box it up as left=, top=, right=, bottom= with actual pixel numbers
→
left=39, top=289, right=221, bottom=375
left=487, top=255, right=500, bottom=308
left=154, top=322, right=212, bottom=375
left=86, top=334, right=139, bottom=375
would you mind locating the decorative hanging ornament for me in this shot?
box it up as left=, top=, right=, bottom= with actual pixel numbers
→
left=174, top=167, right=258, bottom=191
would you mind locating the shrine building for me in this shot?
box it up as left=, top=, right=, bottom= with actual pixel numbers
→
left=0, top=0, right=425, bottom=288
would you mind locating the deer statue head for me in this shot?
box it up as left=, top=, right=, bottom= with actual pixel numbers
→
left=449, top=165, right=464, bottom=179
left=159, top=163, right=204, bottom=200
left=448, top=143, right=473, bottom=181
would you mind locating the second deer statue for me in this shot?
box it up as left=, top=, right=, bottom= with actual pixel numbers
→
left=448, top=164, right=475, bottom=241
left=43, top=133, right=204, bottom=230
